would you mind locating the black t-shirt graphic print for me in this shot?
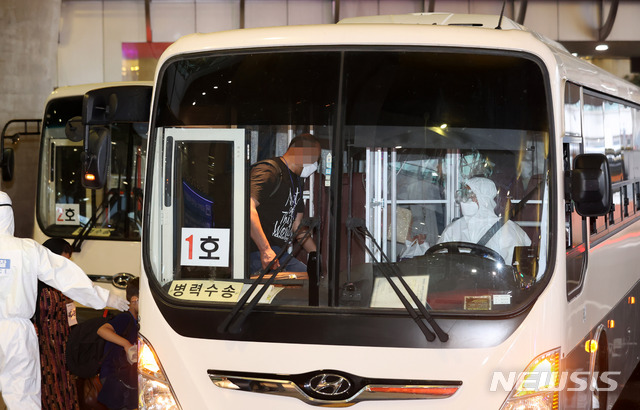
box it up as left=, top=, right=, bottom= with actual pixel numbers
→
left=250, top=157, right=304, bottom=251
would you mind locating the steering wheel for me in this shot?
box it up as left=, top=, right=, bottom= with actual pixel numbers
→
left=426, top=241, right=505, bottom=265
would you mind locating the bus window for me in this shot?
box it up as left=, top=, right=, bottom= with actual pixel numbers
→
left=148, top=48, right=551, bottom=315
left=564, top=82, right=587, bottom=299
left=175, top=139, right=235, bottom=280
left=565, top=141, right=587, bottom=298
left=583, top=94, right=608, bottom=236
left=37, top=95, right=146, bottom=242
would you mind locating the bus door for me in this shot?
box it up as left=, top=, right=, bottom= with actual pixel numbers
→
left=43, top=137, right=92, bottom=233
left=156, top=128, right=245, bottom=284
left=361, top=147, right=455, bottom=263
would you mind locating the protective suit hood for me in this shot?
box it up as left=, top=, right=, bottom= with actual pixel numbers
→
left=439, top=177, right=531, bottom=262
left=458, top=177, right=499, bottom=238
left=0, top=191, right=119, bottom=409
left=0, top=191, right=14, bottom=236
left=465, top=177, right=497, bottom=214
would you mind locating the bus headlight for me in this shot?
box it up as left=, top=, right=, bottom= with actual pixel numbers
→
left=138, top=334, right=181, bottom=410
left=500, top=347, right=560, bottom=410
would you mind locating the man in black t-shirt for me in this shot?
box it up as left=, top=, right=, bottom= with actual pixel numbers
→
left=249, top=133, right=321, bottom=274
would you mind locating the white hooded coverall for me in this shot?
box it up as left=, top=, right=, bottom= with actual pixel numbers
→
left=0, top=192, right=111, bottom=409
left=438, top=177, right=531, bottom=263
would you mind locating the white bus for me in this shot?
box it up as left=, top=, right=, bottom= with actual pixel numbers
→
left=130, top=13, right=640, bottom=409
left=34, top=82, right=151, bottom=300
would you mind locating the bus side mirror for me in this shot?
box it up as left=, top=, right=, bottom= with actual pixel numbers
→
left=1, top=148, right=14, bottom=182
left=570, top=153, right=611, bottom=217
left=80, top=85, right=151, bottom=189
left=82, top=127, right=111, bottom=189
left=65, top=116, right=84, bottom=142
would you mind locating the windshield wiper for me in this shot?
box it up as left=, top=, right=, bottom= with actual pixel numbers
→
left=71, top=189, right=120, bottom=252
left=218, top=217, right=319, bottom=335
left=347, top=217, right=449, bottom=343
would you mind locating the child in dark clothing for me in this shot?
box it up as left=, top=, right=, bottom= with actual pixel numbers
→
left=96, top=278, right=139, bottom=410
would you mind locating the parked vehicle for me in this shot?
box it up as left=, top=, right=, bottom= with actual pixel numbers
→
left=85, top=13, right=640, bottom=409
left=34, top=82, right=151, bottom=299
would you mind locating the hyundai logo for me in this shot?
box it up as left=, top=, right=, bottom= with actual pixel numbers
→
left=306, top=373, right=351, bottom=396
left=112, top=272, right=135, bottom=289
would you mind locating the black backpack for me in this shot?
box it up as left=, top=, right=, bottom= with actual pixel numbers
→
left=251, top=159, right=283, bottom=198
left=65, top=316, right=109, bottom=378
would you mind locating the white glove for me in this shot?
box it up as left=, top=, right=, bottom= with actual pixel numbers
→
left=107, top=293, right=130, bottom=311
left=126, top=344, right=138, bottom=364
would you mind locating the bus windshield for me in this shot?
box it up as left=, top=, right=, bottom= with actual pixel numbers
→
left=148, top=48, right=552, bottom=316
left=37, top=96, right=147, bottom=242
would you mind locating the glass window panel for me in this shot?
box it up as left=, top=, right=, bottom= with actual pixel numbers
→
left=38, top=98, right=146, bottom=241
left=150, top=48, right=552, bottom=315
left=564, top=82, right=581, bottom=137
left=583, top=94, right=605, bottom=154
left=562, top=85, right=586, bottom=297
left=174, top=140, right=235, bottom=280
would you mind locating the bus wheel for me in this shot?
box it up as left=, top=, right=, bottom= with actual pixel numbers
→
left=591, top=335, right=608, bottom=410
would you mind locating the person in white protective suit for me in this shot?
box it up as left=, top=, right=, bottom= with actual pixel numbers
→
left=438, top=177, right=531, bottom=264
left=0, top=191, right=129, bottom=410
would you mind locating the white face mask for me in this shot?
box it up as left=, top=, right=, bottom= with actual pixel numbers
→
left=460, top=201, right=479, bottom=217
left=300, top=162, right=318, bottom=178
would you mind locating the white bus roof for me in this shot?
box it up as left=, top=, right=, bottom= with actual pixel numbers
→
left=158, top=14, right=640, bottom=106
left=337, top=12, right=524, bottom=30
left=47, top=81, right=153, bottom=102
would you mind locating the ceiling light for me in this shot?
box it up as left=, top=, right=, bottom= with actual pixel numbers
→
left=595, top=44, right=609, bottom=51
